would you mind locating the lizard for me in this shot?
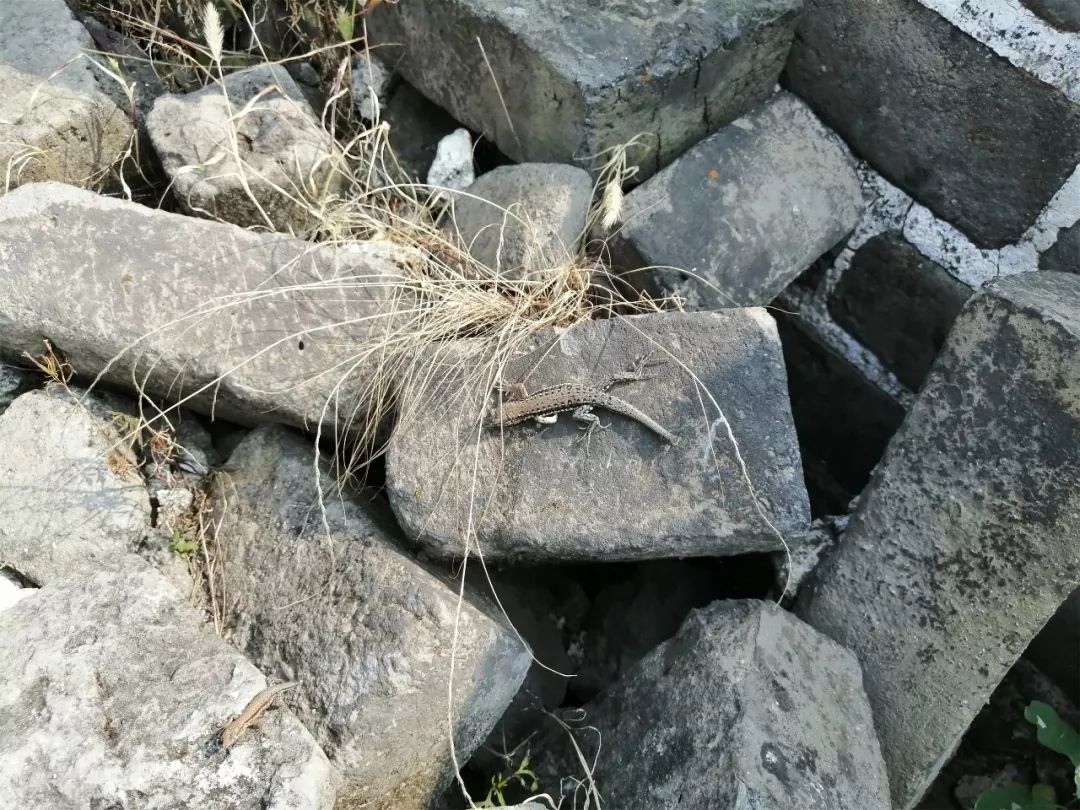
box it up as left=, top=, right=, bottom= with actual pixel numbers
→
left=484, top=356, right=676, bottom=446
left=217, top=681, right=300, bottom=751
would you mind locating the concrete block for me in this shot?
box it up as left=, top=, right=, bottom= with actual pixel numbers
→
left=368, top=0, right=802, bottom=179
left=797, top=272, right=1080, bottom=808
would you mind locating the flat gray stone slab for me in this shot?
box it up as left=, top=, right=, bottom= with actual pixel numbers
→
left=784, top=0, right=1080, bottom=248
left=452, top=163, right=593, bottom=279
left=533, top=599, right=891, bottom=809
left=611, top=92, right=862, bottom=308
left=148, top=65, right=344, bottom=235
left=1019, top=0, right=1080, bottom=31
left=0, top=182, right=400, bottom=432
left=213, top=426, right=530, bottom=809
left=0, top=391, right=149, bottom=585
left=798, top=272, right=1080, bottom=809
left=386, top=311, right=809, bottom=563
left=0, top=557, right=337, bottom=809
left=368, top=0, right=802, bottom=179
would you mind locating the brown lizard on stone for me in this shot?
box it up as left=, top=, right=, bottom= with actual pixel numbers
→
left=217, top=681, right=299, bottom=751
left=484, top=356, right=676, bottom=446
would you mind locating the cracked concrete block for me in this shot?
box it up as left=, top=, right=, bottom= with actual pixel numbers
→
left=784, top=0, right=1080, bottom=248
left=611, top=91, right=862, bottom=308
left=797, top=272, right=1080, bottom=808
left=368, top=0, right=802, bottom=179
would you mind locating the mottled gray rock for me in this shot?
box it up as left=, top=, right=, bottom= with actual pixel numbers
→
left=612, top=92, right=862, bottom=308
left=0, top=557, right=337, bottom=809
left=148, top=65, right=344, bottom=235
left=1041, top=221, right=1080, bottom=273
left=428, top=128, right=475, bottom=191
left=386, top=311, right=809, bottom=563
left=0, top=64, right=133, bottom=190
left=797, top=272, right=1080, bottom=809
left=0, top=182, right=400, bottom=433
left=0, top=391, right=149, bottom=585
left=369, top=0, right=802, bottom=180
left=785, top=0, right=1080, bottom=248
left=453, top=163, right=592, bottom=278
left=1019, top=0, right=1080, bottom=31
left=534, top=600, right=890, bottom=809
left=829, top=232, right=972, bottom=390
left=212, top=426, right=530, bottom=810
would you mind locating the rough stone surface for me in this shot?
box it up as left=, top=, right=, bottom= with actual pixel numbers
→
left=1, top=0, right=106, bottom=97
left=1019, top=0, right=1080, bottom=31
left=386, top=311, right=809, bottom=563
left=212, top=426, right=530, bottom=810
left=368, top=0, right=802, bottom=179
left=147, top=65, right=344, bottom=235
left=775, top=313, right=907, bottom=516
left=1041, top=221, right=1080, bottom=273
left=829, top=232, right=972, bottom=390
left=0, top=391, right=149, bottom=585
left=427, top=128, right=475, bottom=191
left=0, top=64, right=133, bottom=190
left=534, top=600, right=890, bottom=809
left=612, top=92, right=862, bottom=308
left=453, top=163, right=592, bottom=279
left=0, top=182, right=401, bottom=433
left=0, top=557, right=337, bottom=809
left=784, top=0, right=1080, bottom=248
left=797, top=272, right=1080, bottom=809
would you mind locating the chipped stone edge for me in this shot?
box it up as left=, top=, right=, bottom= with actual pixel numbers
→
left=921, top=0, right=1079, bottom=102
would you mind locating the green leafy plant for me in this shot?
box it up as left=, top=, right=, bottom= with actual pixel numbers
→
left=477, top=753, right=540, bottom=808
left=169, top=531, right=199, bottom=557
left=975, top=701, right=1080, bottom=810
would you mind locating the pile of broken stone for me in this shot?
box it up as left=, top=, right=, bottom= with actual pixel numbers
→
left=0, top=0, right=1078, bottom=809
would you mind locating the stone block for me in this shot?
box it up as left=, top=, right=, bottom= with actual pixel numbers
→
left=784, top=0, right=1080, bottom=247
left=368, top=0, right=802, bottom=179
left=611, top=92, right=862, bottom=308
left=533, top=600, right=891, bottom=809
left=0, top=182, right=401, bottom=433
left=797, top=272, right=1080, bottom=808
left=213, top=426, right=530, bottom=809
left=386, top=310, right=809, bottom=562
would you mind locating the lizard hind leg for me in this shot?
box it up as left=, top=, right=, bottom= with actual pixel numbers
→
left=572, top=405, right=606, bottom=456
